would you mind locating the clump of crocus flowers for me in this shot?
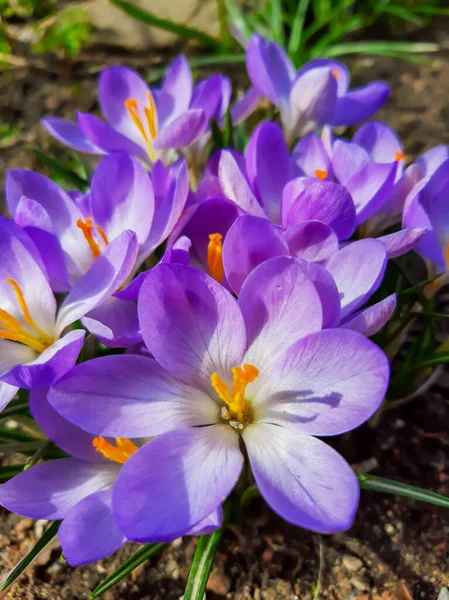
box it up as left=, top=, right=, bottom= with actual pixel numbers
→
left=0, top=34, right=446, bottom=584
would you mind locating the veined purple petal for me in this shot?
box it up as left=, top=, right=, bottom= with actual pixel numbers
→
left=245, top=122, right=292, bottom=223
left=191, top=74, right=231, bottom=121
left=158, top=55, right=193, bottom=126
left=138, top=264, right=246, bottom=387
left=330, top=82, right=390, bottom=127
left=0, top=458, right=118, bottom=520
left=59, top=489, right=126, bottom=566
left=154, top=109, right=207, bottom=150
left=49, top=355, right=219, bottom=438
left=219, top=151, right=266, bottom=218
left=284, top=221, right=339, bottom=264
left=246, top=34, right=295, bottom=105
left=347, top=161, right=398, bottom=225
left=82, top=297, right=142, bottom=348
left=77, top=113, right=147, bottom=160
left=297, top=259, right=341, bottom=329
left=223, top=216, right=290, bottom=295
left=377, top=226, right=427, bottom=259
left=42, top=117, right=102, bottom=154
left=326, top=239, right=387, bottom=319
left=341, top=294, right=396, bottom=337
left=238, top=256, right=322, bottom=371
left=113, top=426, right=242, bottom=542
left=331, top=140, right=371, bottom=187
left=253, top=328, right=389, bottom=435
left=244, top=424, right=359, bottom=533
left=292, top=133, right=332, bottom=179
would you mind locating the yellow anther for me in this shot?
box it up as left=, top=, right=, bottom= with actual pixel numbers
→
left=93, top=436, right=138, bottom=464
left=211, top=363, right=259, bottom=424
left=124, top=93, right=157, bottom=162
left=207, top=233, right=224, bottom=284
left=332, top=69, right=341, bottom=79
left=76, top=218, right=108, bottom=259
left=314, top=168, right=328, bottom=180
left=395, top=151, right=404, bottom=162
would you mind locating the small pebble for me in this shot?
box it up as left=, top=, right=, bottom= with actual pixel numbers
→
left=438, top=589, right=449, bottom=600
left=342, top=555, right=363, bottom=572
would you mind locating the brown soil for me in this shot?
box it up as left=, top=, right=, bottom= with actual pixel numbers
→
left=1, top=17, right=449, bottom=600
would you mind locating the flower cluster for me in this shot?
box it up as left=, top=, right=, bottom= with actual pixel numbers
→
left=0, top=34, right=446, bottom=568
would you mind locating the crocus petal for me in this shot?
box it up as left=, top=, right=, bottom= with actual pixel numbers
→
left=0, top=341, right=36, bottom=379
left=90, top=153, right=154, bottom=245
left=223, top=216, right=290, bottom=295
left=29, top=387, right=105, bottom=462
left=238, top=256, right=322, bottom=371
left=2, top=329, right=85, bottom=389
left=253, top=328, right=389, bottom=435
left=138, top=264, right=246, bottom=387
left=353, top=121, right=403, bottom=166
left=245, top=122, right=293, bottom=223
left=219, top=151, right=267, bottom=218
left=284, top=221, right=339, bottom=263
left=231, top=87, right=261, bottom=125
left=341, top=294, right=396, bottom=337
left=282, top=179, right=356, bottom=240
left=330, top=82, right=390, bottom=127
left=42, top=117, right=102, bottom=153
left=297, top=58, right=350, bottom=95
left=162, top=235, right=192, bottom=266
left=0, top=382, right=19, bottom=412
left=0, top=458, right=118, bottom=520
left=82, top=297, right=141, bottom=348
left=56, top=230, right=138, bottom=333
left=346, top=161, right=398, bottom=225
left=416, top=145, right=449, bottom=178
left=157, top=55, right=193, bottom=126
left=377, top=226, right=428, bottom=259
left=326, top=239, right=387, bottom=320
left=154, top=109, right=207, bottom=150
left=246, top=34, right=295, bottom=105
left=292, top=133, right=332, bottom=179
left=243, top=424, right=359, bottom=533
left=331, top=140, right=371, bottom=187
left=59, top=490, right=126, bottom=566
left=187, top=506, right=223, bottom=536
left=191, top=74, right=231, bottom=121
left=298, top=260, right=341, bottom=329
left=113, top=426, right=242, bottom=542
left=49, top=354, right=219, bottom=437
left=77, top=113, right=147, bottom=160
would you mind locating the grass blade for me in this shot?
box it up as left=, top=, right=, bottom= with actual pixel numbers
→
left=0, top=464, right=24, bottom=483
left=270, top=0, right=284, bottom=45
left=288, top=0, right=311, bottom=60
left=358, top=474, right=449, bottom=509
left=322, top=40, right=439, bottom=59
left=30, top=149, right=89, bottom=191
left=90, top=543, right=165, bottom=598
left=109, top=0, right=222, bottom=49
left=184, top=530, right=223, bottom=600
left=1, top=521, right=60, bottom=592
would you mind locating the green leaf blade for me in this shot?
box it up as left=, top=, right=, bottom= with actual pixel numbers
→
left=184, top=530, right=223, bottom=600
left=358, top=474, right=449, bottom=509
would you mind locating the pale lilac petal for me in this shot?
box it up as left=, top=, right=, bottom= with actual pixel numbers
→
left=331, top=140, right=371, bottom=187
left=0, top=382, right=19, bottom=412
left=0, top=458, right=118, bottom=520
left=154, top=109, right=207, bottom=150
left=0, top=341, right=36, bottom=380
left=253, top=328, right=389, bottom=435
left=326, top=239, right=387, bottom=319
left=353, top=121, right=403, bottom=166
left=49, top=355, right=219, bottom=437
left=219, top=151, right=267, bottom=218
left=297, top=259, right=341, bottom=329
left=191, top=75, right=231, bottom=121
left=378, top=227, right=427, bottom=259
left=416, top=145, right=449, bottom=178
left=244, top=424, right=359, bottom=533
left=223, top=216, right=290, bottom=295
left=284, top=221, right=339, bottom=263
left=56, top=230, right=138, bottom=333
left=231, top=87, right=261, bottom=125
left=330, top=82, right=390, bottom=126
left=138, top=264, right=246, bottom=387
left=161, top=235, right=192, bottom=266
left=59, top=489, right=126, bottom=566
left=82, top=297, right=141, bottom=348
left=246, top=34, right=295, bottom=104
left=297, top=59, right=349, bottom=95
left=158, top=55, right=193, bottom=125
left=341, top=294, right=396, bottom=337
left=2, top=329, right=85, bottom=389
left=77, top=113, right=147, bottom=160
left=282, top=179, right=356, bottom=240
left=245, top=122, right=292, bottom=223
left=29, top=387, right=104, bottom=462
left=90, top=153, right=154, bottom=245
left=292, top=133, right=332, bottom=179
left=113, top=426, right=242, bottom=542
left=187, top=506, right=223, bottom=536
left=42, top=117, right=102, bottom=153
left=238, top=256, right=322, bottom=371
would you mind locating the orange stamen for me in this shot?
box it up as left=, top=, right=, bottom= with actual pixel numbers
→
left=332, top=69, right=341, bottom=79
left=93, top=437, right=138, bottom=464
left=314, top=168, right=328, bottom=180
left=395, top=150, right=404, bottom=162
left=76, top=218, right=108, bottom=259
left=207, top=233, right=224, bottom=284
left=125, top=95, right=157, bottom=162
left=211, top=363, right=259, bottom=424
left=445, top=239, right=449, bottom=270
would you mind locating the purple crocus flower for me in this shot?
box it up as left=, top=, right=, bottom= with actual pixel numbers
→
left=0, top=388, right=221, bottom=565
left=6, top=153, right=188, bottom=347
left=0, top=215, right=136, bottom=410
left=50, top=258, right=389, bottom=540
left=246, top=35, right=389, bottom=143
left=42, top=56, right=231, bottom=167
